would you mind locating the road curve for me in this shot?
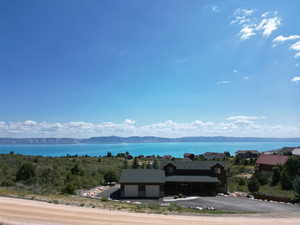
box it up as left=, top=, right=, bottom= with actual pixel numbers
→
left=0, top=197, right=299, bottom=225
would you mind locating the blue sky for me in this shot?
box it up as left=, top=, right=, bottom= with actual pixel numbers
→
left=0, top=0, right=299, bottom=138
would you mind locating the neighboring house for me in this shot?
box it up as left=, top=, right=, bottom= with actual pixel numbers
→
left=183, top=153, right=195, bottom=160
left=256, top=154, right=288, bottom=172
left=203, top=152, right=226, bottom=160
left=119, top=160, right=228, bottom=198
left=292, top=148, right=300, bottom=156
left=236, top=150, right=260, bottom=159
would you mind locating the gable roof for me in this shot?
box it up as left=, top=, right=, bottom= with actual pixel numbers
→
left=119, top=169, right=165, bottom=184
left=256, top=154, right=288, bottom=166
left=160, top=160, right=226, bottom=170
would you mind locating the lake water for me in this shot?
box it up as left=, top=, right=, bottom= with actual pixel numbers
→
left=0, top=142, right=299, bottom=157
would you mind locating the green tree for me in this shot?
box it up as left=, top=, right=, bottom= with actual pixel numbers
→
left=271, top=167, right=281, bottom=186
left=153, top=159, right=159, bottom=169
left=293, top=176, right=300, bottom=200
left=62, top=183, right=75, bottom=194
left=132, top=157, right=139, bottom=169
left=16, top=163, right=36, bottom=182
left=248, top=177, right=260, bottom=193
left=146, top=163, right=152, bottom=169
left=104, top=170, right=117, bottom=184
left=254, top=171, right=269, bottom=185
left=123, top=160, right=129, bottom=169
left=280, top=169, right=293, bottom=190
left=71, top=164, right=84, bottom=176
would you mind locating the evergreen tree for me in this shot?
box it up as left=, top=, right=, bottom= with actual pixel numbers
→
left=248, top=177, right=260, bottom=193
left=16, top=163, right=36, bottom=182
left=271, top=167, right=281, bottom=186
left=123, top=160, right=128, bottom=169
left=293, top=176, right=300, bottom=200
left=153, top=159, right=159, bottom=169
left=132, top=157, right=139, bottom=169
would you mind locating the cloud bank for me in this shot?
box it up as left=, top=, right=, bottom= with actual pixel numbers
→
left=0, top=116, right=299, bottom=138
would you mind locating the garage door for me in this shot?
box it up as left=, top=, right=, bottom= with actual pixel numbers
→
left=124, top=185, right=138, bottom=197
left=145, top=185, right=160, bottom=198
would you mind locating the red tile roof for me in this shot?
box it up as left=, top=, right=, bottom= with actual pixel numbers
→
left=256, top=154, right=288, bottom=166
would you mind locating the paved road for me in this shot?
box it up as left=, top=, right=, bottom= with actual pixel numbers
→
left=176, top=196, right=300, bottom=213
left=1, top=197, right=300, bottom=225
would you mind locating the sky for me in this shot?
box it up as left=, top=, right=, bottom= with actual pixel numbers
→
left=0, top=0, right=300, bottom=138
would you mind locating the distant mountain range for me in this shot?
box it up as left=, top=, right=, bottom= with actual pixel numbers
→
left=0, top=136, right=300, bottom=144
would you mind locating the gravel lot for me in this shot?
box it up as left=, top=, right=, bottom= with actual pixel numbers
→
left=176, top=196, right=300, bottom=213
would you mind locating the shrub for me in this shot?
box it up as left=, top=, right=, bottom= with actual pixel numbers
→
left=238, top=177, right=246, bottom=186
left=62, top=184, right=75, bottom=194
left=248, top=177, right=260, bottom=193
left=104, top=170, right=117, bottom=184
left=293, top=176, right=300, bottom=200
left=271, top=167, right=281, bottom=186
left=254, top=172, right=269, bottom=185
left=16, top=163, right=36, bottom=182
left=101, top=197, right=108, bottom=202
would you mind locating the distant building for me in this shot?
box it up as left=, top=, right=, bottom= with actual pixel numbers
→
left=203, top=152, right=226, bottom=160
left=162, top=155, right=172, bottom=159
left=292, top=148, right=300, bottom=156
left=236, top=150, right=260, bottom=159
left=256, top=154, right=288, bottom=172
left=119, top=160, right=228, bottom=198
left=183, top=153, right=195, bottom=160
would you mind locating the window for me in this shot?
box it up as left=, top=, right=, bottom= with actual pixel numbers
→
left=214, top=167, right=221, bottom=174
left=139, top=184, right=145, bottom=192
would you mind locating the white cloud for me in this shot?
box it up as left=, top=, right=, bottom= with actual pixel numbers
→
left=289, top=41, right=300, bottom=51
left=0, top=117, right=299, bottom=138
left=243, top=76, right=249, bottom=80
left=217, top=81, right=231, bottom=85
left=289, top=41, right=300, bottom=58
left=240, top=25, right=256, bottom=40
left=232, top=10, right=281, bottom=40
left=124, top=119, right=136, bottom=125
left=291, top=76, right=300, bottom=82
left=211, top=5, right=220, bottom=13
left=256, top=17, right=281, bottom=37
left=233, top=69, right=238, bottom=73
left=273, top=35, right=300, bottom=46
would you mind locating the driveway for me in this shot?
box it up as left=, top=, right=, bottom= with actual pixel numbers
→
left=175, top=196, right=300, bottom=213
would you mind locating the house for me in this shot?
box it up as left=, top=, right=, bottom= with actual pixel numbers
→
left=292, top=148, right=300, bottom=156
left=203, top=152, right=226, bottom=160
left=183, top=153, right=195, bottom=160
left=236, top=150, right=260, bottom=159
left=119, top=160, right=228, bottom=198
left=256, top=154, right=288, bottom=172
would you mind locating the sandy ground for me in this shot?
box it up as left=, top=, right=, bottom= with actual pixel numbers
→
left=0, top=197, right=300, bottom=225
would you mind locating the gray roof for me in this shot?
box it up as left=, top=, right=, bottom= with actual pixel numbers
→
left=166, top=176, right=219, bottom=183
left=119, top=169, right=165, bottom=184
left=160, top=160, right=226, bottom=170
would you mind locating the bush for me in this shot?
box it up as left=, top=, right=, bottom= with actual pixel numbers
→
left=104, top=170, right=117, bottom=184
left=16, top=163, right=36, bottom=182
left=248, top=177, right=260, bottom=193
left=293, top=176, right=300, bottom=200
left=271, top=167, right=281, bottom=186
left=238, top=177, right=246, bottom=186
left=101, top=197, right=108, bottom=202
left=254, top=172, right=269, bottom=185
left=62, top=184, right=75, bottom=194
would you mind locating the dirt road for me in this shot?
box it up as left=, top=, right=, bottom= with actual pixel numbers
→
left=0, top=197, right=299, bottom=225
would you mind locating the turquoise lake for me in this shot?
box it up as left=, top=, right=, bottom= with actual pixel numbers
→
left=0, top=142, right=300, bottom=157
